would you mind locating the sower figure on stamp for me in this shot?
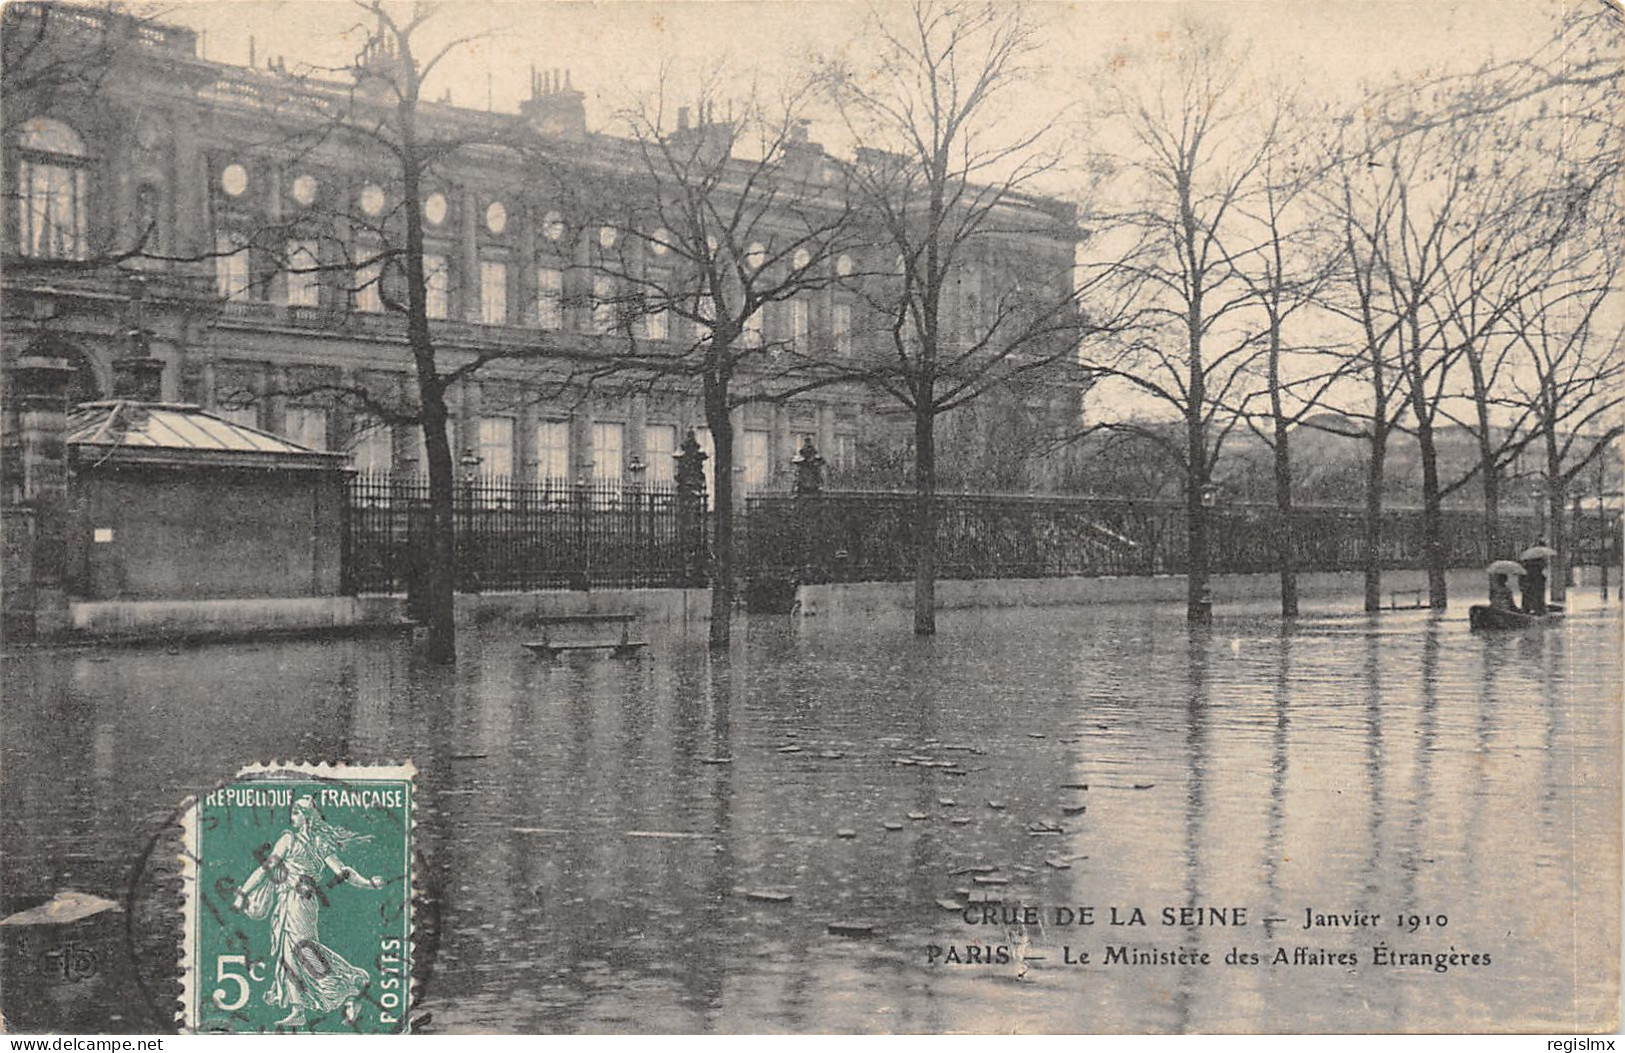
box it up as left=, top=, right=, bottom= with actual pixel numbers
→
left=233, top=796, right=385, bottom=1027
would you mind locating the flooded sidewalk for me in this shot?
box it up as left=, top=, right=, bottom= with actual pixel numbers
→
left=1, top=596, right=1619, bottom=1033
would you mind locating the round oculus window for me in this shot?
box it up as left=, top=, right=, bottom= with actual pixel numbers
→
left=359, top=183, right=386, bottom=216
left=542, top=210, right=565, bottom=241
left=836, top=254, right=853, bottom=276
left=221, top=163, right=248, bottom=197
left=650, top=228, right=670, bottom=255
left=291, top=173, right=318, bottom=206
left=486, top=201, right=508, bottom=234
left=423, top=192, right=448, bottom=225
left=598, top=225, right=617, bottom=249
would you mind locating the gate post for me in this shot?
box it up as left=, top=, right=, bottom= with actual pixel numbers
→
left=675, top=430, right=709, bottom=588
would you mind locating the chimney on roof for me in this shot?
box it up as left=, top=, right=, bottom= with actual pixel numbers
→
left=520, top=65, right=587, bottom=141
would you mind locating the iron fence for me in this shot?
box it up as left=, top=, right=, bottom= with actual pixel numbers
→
left=343, top=474, right=1615, bottom=596
left=343, top=473, right=704, bottom=594
left=741, top=491, right=1579, bottom=583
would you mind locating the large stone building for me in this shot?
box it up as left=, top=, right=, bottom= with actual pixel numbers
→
left=3, top=2, right=1087, bottom=496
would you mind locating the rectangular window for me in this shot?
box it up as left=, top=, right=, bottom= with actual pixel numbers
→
left=284, top=239, right=320, bottom=307
left=348, top=424, right=393, bottom=474
left=18, top=159, right=87, bottom=260
left=283, top=406, right=329, bottom=451
left=694, top=295, right=715, bottom=342
left=833, top=303, right=853, bottom=357
left=536, top=268, right=563, bottom=329
left=478, top=416, right=514, bottom=478
left=693, top=426, right=715, bottom=501
left=791, top=299, right=810, bottom=353
left=535, top=419, right=570, bottom=482
left=424, top=253, right=449, bottom=319
left=354, top=246, right=383, bottom=313
left=592, top=421, right=624, bottom=480
left=833, top=433, right=856, bottom=472
left=744, top=429, right=770, bottom=490
left=480, top=260, right=507, bottom=325
left=215, top=232, right=251, bottom=301
left=645, top=424, right=676, bottom=482
left=592, top=276, right=616, bottom=334
left=645, top=303, right=669, bottom=342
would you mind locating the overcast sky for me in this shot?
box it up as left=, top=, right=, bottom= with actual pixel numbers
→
left=164, top=0, right=1565, bottom=140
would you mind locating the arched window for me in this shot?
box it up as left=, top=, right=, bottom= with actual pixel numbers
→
left=15, top=117, right=89, bottom=259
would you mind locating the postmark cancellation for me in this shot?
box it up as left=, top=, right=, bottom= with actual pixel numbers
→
left=178, top=762, right=416, bottom=1034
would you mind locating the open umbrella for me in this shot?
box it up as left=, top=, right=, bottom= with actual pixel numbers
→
left=1487, top=560, right=1527, bottom=577
left=1520, top=545, right=1558, bottom=560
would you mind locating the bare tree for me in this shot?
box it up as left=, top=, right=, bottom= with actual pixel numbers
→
left=1232, top=98, right=1345, bottom=617
left=543, top=72, right=862, bottom=649
left=820, top=0, right=1096, bottom=635
left=1086, top=19, right=1275, bottom=624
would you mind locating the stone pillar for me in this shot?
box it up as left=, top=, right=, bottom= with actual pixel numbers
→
left=6, top=355, right=77, bottom=639
left=460, top=186, right=480, bottom=322
left=675, top=429, right=709, bottom=587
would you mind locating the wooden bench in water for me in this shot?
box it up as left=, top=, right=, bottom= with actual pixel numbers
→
left=523, top=613, right=647, bottom=659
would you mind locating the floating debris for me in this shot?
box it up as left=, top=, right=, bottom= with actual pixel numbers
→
left=894, top=759, right=918, bottom=767
left=986, top=800, right=1007, bottom=810
left=625, top=831, right=710, bottom=840
left=777, top=745, right=804, bottom=754
left=448, top=753, right=488, bottom=761
left=836, top=828, right=857, bottom=839
left=907, top=812, right=928, bottom=821
left=971, top=875, right=1010, bottom=886
left=1044, top=858, right=1072, bottom=870
left=828, top=921, right=876, bottom=938
left=1062, top=805, right=1088, bottom=816
left=1060, top=783, right=1089, bottom=790
left=942, top=744, right=984, bottom=754
left=745, top=890, right=793, bottom=903
left=941, top=769, right=968, bottom=777
left=0, top=890, right=121, bottom=927
left=883, top=820, right=905, bottom=831
left=1027, top=733, right=1047, bottom=739
left=949, top=817, right=972, bottom=825
left=1027, top=820, right=1064, bottom=835
left=951, top=865, right=998, bottom=876
left=937, top=899, right=967, bottom=912
left=818, top=750, right=845, bottom=760
left=938, top=798, right=956, bottom=807
left=700, top=757, right=732, bottom=765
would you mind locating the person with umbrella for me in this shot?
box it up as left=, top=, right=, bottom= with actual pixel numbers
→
left=1486, top=560, right=1524, bottom=612
left=1520, top=541, right=1558, bottom=614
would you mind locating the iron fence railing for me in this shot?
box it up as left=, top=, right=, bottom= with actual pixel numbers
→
left=741, top=491, right=1587, bottom=583
left=342, top=475, right=1617, bottom=595
left=343, top=473, right=705, bottom=594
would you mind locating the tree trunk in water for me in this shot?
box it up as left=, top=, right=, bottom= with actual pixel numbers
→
left=419, top=390, right=457, bottom=663
left=913, top=403, right=937, bottom=636
left=1273, top=423, right=1297, bottom=618
left=707, top=393, right=735, bottom=650
left=1363, top=432, right=1387, bottom=613
left=1416, top=419, right=1447, bottom=609
left=1549, top=478, right=1569, bottom=604
left=1268, top=323, right=1296, bottom=618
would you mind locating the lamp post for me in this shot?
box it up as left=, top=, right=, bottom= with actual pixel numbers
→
left=1531, top=476, right=1547, bottom=540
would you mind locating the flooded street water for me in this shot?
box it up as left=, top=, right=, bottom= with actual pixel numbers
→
left=2, top=593, right=1619, bottom=1033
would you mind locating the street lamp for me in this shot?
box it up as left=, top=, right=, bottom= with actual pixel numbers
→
left=1531, top=477, right=1547, bottom=538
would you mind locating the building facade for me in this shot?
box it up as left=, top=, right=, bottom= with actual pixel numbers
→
left=3, top=2, right=1088, bottom=496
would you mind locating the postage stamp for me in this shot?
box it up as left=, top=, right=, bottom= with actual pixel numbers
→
left=179, top=762, right=415, bottom=1034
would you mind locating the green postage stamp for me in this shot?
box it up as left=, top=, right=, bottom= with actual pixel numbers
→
left=180, top=762, right=415, bottom=1033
